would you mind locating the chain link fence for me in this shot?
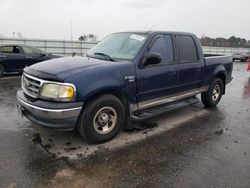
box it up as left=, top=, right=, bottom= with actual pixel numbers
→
left=0, top=37, right=249, bottom=56
left=202, top=46, right=249, bottom=56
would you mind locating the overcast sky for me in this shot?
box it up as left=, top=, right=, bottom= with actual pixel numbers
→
left=0, top=0, right=250, bottom=40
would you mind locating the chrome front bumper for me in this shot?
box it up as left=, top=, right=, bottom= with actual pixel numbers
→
left=16, top=88, right=83, bottom=129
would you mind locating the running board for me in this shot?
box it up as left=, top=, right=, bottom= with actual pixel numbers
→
left=131, top=96, right=199, bottom=121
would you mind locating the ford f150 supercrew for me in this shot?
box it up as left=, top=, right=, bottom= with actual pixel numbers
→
left=16, top=31, right=233, bottom=143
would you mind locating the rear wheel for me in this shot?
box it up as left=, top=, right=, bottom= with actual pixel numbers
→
left=201, top=78, right=224, bottom=107
left=77, top=94, right=125, bottom=144
left=0, top=65, right=4, bottom=78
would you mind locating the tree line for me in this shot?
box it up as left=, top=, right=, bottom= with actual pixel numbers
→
left=200, top=36, right=250, bottom=48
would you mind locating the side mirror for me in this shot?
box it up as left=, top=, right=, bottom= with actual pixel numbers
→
left=145, top=52, right=162, bottom=66
left=40, top=52, right=47, bottom=57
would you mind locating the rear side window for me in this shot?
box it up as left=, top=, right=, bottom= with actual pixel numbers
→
left=176, top=35, right=198, bottom=62
left=0, top=46, right=20, bottom=53
left=149, top=35, right=174, bottom=64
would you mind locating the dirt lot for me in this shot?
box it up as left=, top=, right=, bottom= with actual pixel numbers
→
left=0, top=63, right=250, bottom=188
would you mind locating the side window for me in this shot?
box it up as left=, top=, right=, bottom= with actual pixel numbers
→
left=149, top=35, right=174, bottom=64
left=176, top=35, right=198, bottom=62
left=23, top=46, right=41, bottom=55
left=0, top=46, right=20, bottom=54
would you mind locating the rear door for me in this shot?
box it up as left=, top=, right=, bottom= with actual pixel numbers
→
left=21, top=46, right=50, bottom=66
left=0, top=45, right=27, bottom=72
left=175, top=35, right=203, bottom=92
left=136, top=35, right=179, bottom=110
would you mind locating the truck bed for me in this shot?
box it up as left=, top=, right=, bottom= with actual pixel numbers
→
left=204, top=55, right=233, bottom=85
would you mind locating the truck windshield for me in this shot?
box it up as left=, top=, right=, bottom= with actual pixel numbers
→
left=86, top=33, right=148, bottom=61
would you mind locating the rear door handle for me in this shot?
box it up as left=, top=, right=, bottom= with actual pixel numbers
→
left=196, top=67, right=202, bottom=71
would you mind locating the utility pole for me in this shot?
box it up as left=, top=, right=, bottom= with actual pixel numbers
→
left=70, top=18, right=73, bottom=41
left=70, top=18, right=73, bottom=53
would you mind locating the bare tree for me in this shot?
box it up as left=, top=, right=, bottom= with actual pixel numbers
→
left=79, top=34, right=98, bottom=42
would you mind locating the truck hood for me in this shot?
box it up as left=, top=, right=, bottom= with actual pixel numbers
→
left=24, top=56, right=120, bottom=81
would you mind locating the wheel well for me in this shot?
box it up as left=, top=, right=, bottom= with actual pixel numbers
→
left=85, top=90, right=130, bottom=115
left=216, top=73, right=226, bottom=94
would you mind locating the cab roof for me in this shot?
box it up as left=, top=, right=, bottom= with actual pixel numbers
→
left=114, top=30, right=195, bottom=36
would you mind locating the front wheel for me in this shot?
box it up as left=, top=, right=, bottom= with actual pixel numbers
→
left=201, top=78, right=224, bottom=107
left=77, top=94, right=125, bottom=144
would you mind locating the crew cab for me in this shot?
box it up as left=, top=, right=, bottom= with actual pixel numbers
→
left=0, top=44, right=58, bottom=77
left=16, top=31, right=233, bottom=143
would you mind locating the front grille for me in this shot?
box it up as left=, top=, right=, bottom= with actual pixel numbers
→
left=22, top=73, right=42, bottom=98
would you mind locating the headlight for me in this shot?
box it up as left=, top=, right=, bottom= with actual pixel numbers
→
left=40, top=83, right=75, bottom=101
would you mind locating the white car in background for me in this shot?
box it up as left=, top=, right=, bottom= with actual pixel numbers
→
left=233, top=52, right=250, bottom=62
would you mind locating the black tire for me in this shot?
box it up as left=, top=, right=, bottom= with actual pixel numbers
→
left=0, top=65, right=4, bottom=78
left=201, top=78, right=224, bottom=107
left=77, top=94, right=125, bottom=144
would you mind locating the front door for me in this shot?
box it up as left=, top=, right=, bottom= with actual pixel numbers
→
left=21, top=46, right=50, bottom=66
left=136, top=35, right=178, bottom=110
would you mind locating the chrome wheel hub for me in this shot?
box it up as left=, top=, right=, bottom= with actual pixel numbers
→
left=212, top=84, right=220, bottom=101
left=98, top=113, right=109, bottom=126
left=93, top=106, right=117, bottom=135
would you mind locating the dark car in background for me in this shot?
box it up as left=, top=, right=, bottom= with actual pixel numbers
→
left=0, top=44, right=59, bottom=77
left=233, top=52, right=250, bottom=62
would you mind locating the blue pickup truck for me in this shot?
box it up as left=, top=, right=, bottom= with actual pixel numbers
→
left=17, top=31, right=233, bottom=143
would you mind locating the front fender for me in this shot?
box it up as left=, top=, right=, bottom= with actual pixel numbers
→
left=66, top=63, right=137, bottom=108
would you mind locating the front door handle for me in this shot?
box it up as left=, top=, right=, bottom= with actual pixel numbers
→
left=167, top=71, right=176, bottom=75
left=0, top=55, right=6, bottom=58
left=26, top=56, right=33, bottom=59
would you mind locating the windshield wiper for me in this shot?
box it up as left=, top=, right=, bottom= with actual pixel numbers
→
left=93, top=52, right=116, bottom=62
